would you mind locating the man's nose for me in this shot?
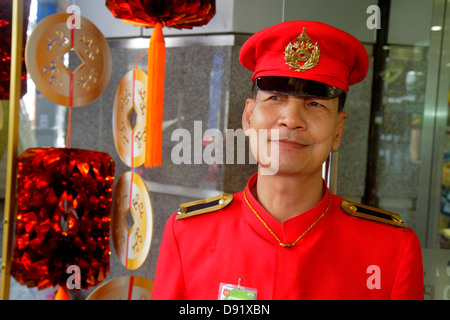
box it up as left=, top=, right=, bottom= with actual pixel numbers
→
left=277, top=98, right=307, bottom=130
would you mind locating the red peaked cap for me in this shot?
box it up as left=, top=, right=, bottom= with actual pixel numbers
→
left=239, top=21, right=369, bottom=93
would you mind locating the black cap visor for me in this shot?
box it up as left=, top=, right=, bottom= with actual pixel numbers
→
left=256, top=76, right=344, bottom=99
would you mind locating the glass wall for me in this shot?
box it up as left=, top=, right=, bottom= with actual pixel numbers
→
left=423, top=0, right=450, bottom=300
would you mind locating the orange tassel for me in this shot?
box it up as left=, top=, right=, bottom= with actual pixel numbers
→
left=145, top=22, right=165, bottom=168
left=54, top=286, right=70, bottom=300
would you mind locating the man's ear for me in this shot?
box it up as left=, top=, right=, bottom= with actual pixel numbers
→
left=332, top=112, right=347, bottom=151
left=242, top=98, right=255, bottom=134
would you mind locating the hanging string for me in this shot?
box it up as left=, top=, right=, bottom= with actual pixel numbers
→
left=128, top=49, right=148, bottom=210
left=124, top=50, right=148, bottom=267
left=131, top=49, right=148, bottom=167
left=135, top=49, right=148, bottom=70
left=65, top=108, right=72, bottom=148
left=65, top=11, right=76, bottom=149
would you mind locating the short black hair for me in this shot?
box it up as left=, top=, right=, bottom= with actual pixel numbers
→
left=251, top=82, right=347, bottom=112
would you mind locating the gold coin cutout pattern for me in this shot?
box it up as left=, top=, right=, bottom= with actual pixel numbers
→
left=112, top=69, right=147, bottom=167
left=111, top=171, right=153, bottom=270
left=25, top=13, right=111, bottom=107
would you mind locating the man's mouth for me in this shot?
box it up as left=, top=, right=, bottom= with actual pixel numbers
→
left=272, top=139, right=310, bottom=149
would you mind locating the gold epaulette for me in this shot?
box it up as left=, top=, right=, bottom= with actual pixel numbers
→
left=176, top=193, right=233, bottom=220
left=341, top=200, right=405, bottom=228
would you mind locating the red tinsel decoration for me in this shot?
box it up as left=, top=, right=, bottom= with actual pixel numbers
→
left=105, top=0, right=216, bottom=29
left=0, top=0, right=31, bottom=100
left=11, top=148, right=115, bottom=290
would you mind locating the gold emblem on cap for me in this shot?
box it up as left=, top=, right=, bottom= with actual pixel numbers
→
left=285, top=28, right=320, bottom=72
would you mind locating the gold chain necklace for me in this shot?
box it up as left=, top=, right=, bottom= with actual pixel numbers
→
left=243, top=189, right=331, bottom=248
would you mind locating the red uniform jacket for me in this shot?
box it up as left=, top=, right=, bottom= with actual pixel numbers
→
left=152, top=174, right=424, bottom=300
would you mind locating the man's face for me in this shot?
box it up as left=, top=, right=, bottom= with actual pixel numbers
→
left=242, top=90, right=347, bottom=176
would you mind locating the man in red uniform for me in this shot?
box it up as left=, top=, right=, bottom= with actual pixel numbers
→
left=151, top=21, right=424, bottom=300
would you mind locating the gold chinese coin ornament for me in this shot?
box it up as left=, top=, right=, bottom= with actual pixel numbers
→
left=113, top=69, right=147, bottom=167
left=25, top=13, right=111, bottom=107
left=285, top=28, right=320, bottom=72
left=111, top=171, right=154, bottom=270
left=86, top=275, right=153, bottom=300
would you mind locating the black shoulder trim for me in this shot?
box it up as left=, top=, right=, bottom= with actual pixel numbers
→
left=341, top=200, right=405, bottom=228
left=176, top=193, right=233, bottom=220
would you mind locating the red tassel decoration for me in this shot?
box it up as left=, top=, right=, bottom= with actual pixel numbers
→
left=106, top=0, right=216, bottom=167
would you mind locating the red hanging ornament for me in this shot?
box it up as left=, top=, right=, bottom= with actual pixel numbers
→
left=106, top=0, right=216, bottom=29
left=0, top=0, right=31, bottom=100
left=11, top=148, right=115, bottom=290
left=105, top=0, right=216, bottom=168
